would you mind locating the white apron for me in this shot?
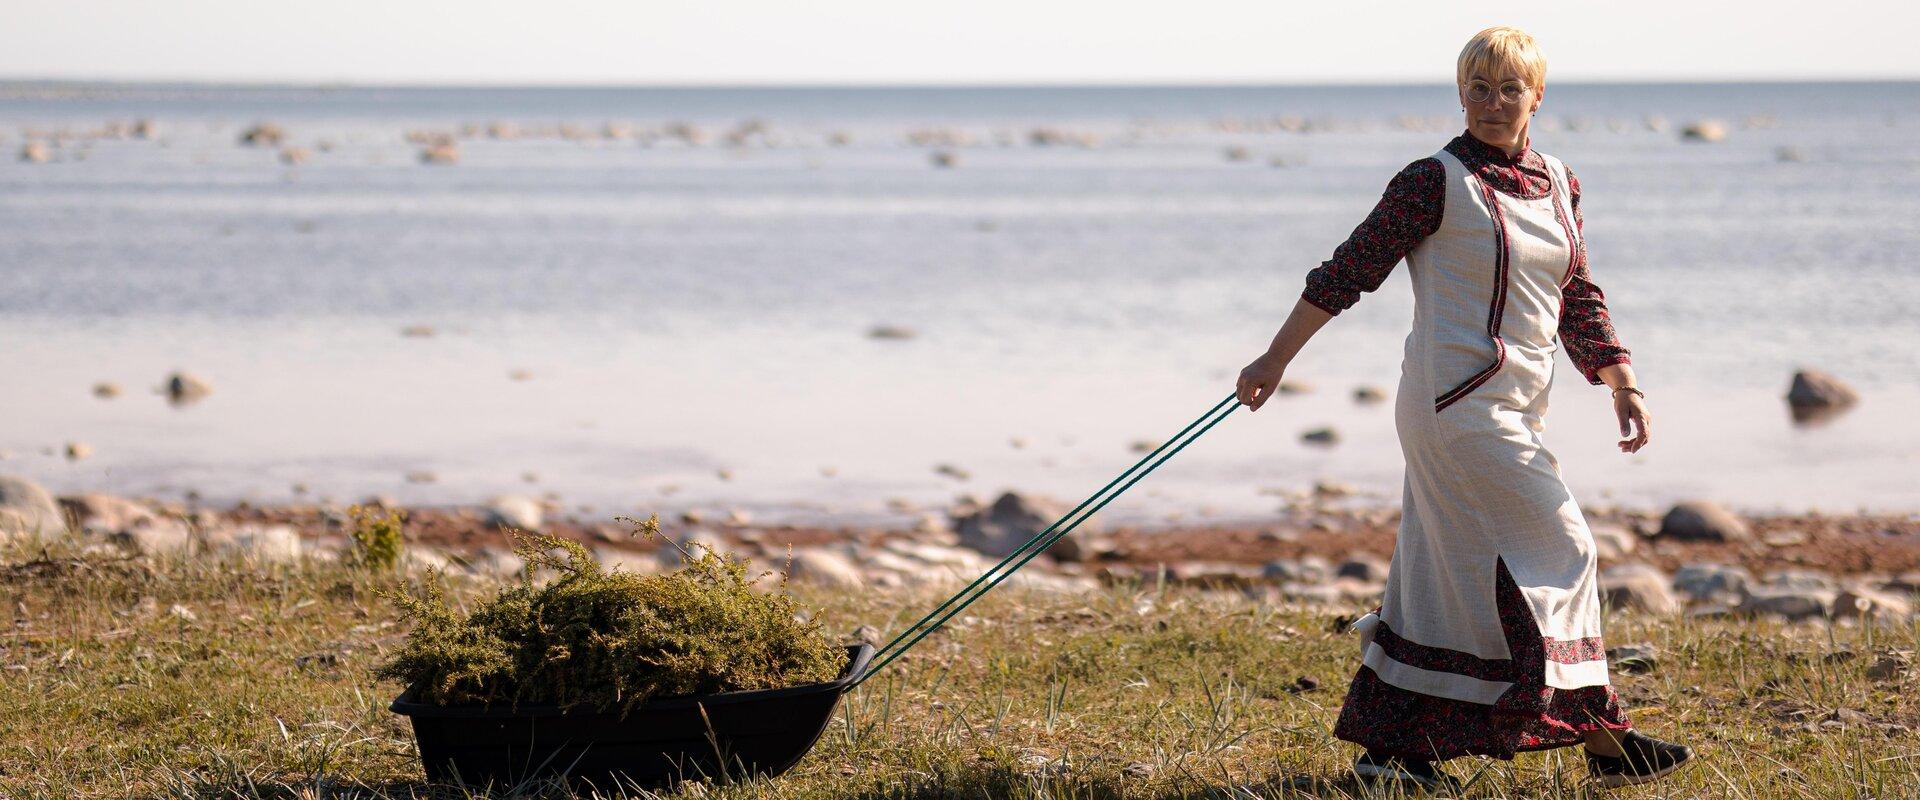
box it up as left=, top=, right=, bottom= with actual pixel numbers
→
left=1356, top=146, right=1611, bottom=706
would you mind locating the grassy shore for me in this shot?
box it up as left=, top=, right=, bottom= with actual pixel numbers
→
left=2, top=536, right=1915, bottom=799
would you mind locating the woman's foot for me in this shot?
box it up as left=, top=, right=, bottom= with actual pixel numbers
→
left=1353, top=751, right=1463, bottom=793
left=1584, top=730, right=1695, bottom=788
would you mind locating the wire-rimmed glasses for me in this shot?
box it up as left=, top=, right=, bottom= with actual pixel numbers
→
left=1463, top=79, right=1531, bottom=105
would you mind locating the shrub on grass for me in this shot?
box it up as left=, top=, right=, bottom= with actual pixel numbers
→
left=345, top=504, right=405, bottom=571
left=375, top=514, right=843, bottom=713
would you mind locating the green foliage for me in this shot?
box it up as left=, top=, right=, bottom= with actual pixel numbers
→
left=375, top=514, right=844, bottom=713
left=345, top=504, right=405, bottom=571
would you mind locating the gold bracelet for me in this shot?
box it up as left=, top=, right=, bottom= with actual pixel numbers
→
left=1611, top=386, right=1645, bottom=399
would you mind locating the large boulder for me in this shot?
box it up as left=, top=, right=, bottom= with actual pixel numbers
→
left=953, top=491, right=1094, bottom=560
left=1656, top=501, right=1752, bottom=543
left=108, top=518, right=194, bottom=555
left=1786, top=369, right=1858, bottom=409
left=1599, top=563, right=1681, bottom=615
left=0, top=476, right=67, bottom=541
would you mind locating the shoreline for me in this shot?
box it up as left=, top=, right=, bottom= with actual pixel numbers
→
left=13, top=475, right=1917, bottom=583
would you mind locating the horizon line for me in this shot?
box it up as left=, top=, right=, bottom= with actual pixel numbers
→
left=3, top=74, right=1917, bottom=90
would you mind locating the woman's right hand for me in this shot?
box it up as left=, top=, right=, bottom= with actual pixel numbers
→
left=1235, top=351, right=1290, bottom=411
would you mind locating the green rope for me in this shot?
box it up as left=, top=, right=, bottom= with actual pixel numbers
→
left=853, top=392, right=1241, bottom=686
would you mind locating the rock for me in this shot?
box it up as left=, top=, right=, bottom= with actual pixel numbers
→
left=1680, top=119, right=1727, bottom=142
left=92, top=382, right=122, bottom=399
left=1263, top=556, right=1332, bottom=584
left=1866, top=651, right=1913, bottom=681
left=784, top=548, right=864, bottom=588
left=404, top=470, right=437, bottom=484
left=1276, top=380, right=1312, bottom=395
left=850, top=625, right=882, bottom=646
left=1599, top=563, right=1681, bottom=615
left=133, top=119, right=158, bottom=139
left=657, top=531, right=733, bottom=569
left=1737, top=587, right=1837, bottom=621
left=164, top=371, right=214, bottom=406
left=933, top=463, right=972, bottom=481
left=1607, top=644, right=1660, bottom=674
left=1762, top=569, right=1838, bottom=593
left=1776, top=146, right=1806, bottom=162
left=0, top=476, right=67, bottom=541
left=507, top=368, right=533, bottom=381
left=1656, top=501, right=1752, bottom=543
left=419, top=142, right=460, bottom=165
left=19, top=141, right=52, bottom=163
left=64, top=441, right=92, bottom=460
left=1335, top=553, right=1390, bottom=582
left=399, top=325, right=436, bottom=338
left=1834, top=586, right=1912, bottom=620
left=484, top=495, right=543, bottom=531
left=108, top=517, right=194, bottom=555
left=953, top=491, right=1093, bottom=560
left=239, top=123, right=286, bottom=147
left=867, top=325, right=916, bottom=340
left=60, top=493, right=156, bottom=535
left=1222, top=145, right=1250, bottom=162
left=402, top=547, right=457, bottom=573
left=221, top=523, right=303, bottom=563
left=1672, top=562, right=1753, bottom=602
left=1300, top=427, right=1339, bottom=446
left=929, top=151, right=956, bottom=168
left=1352, top=385, right=1387, bottom=404
left=464, top=547, right=527, bottom=578
left=1589, top=523, right=1637, bottom=561
left=1313, top=480, right=1356, bottom=498
left=278, top=147, right=311, bottom=165
left=169, top=603, right=198, bottom=622
left=1786, top=369, right=1858, bottom=423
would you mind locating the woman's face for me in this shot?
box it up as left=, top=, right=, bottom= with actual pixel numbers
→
left=1459, top=66, right=1543, bottom=145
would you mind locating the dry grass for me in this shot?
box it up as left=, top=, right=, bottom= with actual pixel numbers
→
left=1, top=536, right=1916, bottom=799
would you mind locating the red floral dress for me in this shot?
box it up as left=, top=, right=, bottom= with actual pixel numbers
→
left=1308, top=131, right=1634, bottom=761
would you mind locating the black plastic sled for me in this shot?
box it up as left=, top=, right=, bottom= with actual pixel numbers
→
left=390, top=643, right=875, bottom=791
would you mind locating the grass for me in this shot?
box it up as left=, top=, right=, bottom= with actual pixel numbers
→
left=1, top=536, right=1915, bottom=799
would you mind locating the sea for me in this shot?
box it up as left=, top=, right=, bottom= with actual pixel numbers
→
left=3, top=81, right=1918, bottom=527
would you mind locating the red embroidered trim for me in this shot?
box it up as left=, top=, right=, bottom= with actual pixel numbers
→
left=1434, top=173, right=1511, bottom=412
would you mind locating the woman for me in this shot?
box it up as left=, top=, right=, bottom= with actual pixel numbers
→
left=1234, top=27, right=1694, bottom=791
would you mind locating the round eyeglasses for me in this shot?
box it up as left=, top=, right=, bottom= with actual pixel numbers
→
left=1463, top=79, right=1531, bottom=105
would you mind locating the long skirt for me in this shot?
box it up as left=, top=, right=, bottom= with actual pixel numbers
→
left=1331, top=558, right=1632, bottom=761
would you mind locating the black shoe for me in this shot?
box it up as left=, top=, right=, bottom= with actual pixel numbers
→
left=1585, top=729, right=1695, bottom=788
left=1353, top=751, right=1462, bottom=794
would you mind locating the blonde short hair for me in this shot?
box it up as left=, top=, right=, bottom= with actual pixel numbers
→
left=1457, top=26, right=1546, bottom=88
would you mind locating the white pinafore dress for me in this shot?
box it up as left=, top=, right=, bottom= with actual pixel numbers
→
left=1352, top=146, right=1611, bottom=706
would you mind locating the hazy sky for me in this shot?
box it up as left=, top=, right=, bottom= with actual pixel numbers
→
left=4, top=1, right=1915, bottom=85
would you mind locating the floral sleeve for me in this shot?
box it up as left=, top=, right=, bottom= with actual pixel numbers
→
left=1557, top=167, right=1632, bottom=385
left=1300, top=158, right=1445, bottom=315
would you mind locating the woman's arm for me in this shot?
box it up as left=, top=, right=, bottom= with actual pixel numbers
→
left=1301, top=158, right=1446, bottom=315
left=1558, top=167, right=1632, bottom=384
left=1562, top=168, right=1649, bottom=453
left=1240, top=158, right=1444, bottom=410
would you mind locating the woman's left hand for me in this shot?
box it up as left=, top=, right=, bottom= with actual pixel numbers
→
left=1613, top=391, right=1650, bottom=453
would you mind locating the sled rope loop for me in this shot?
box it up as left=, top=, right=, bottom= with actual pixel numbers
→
left=853, top=393, right=1242, bottom=686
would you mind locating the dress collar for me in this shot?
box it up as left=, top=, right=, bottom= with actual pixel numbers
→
left=1456, top=128, right=1531, bottom=165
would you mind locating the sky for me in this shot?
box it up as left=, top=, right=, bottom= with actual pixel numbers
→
left=2, top=1, right=1916, bottom=85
